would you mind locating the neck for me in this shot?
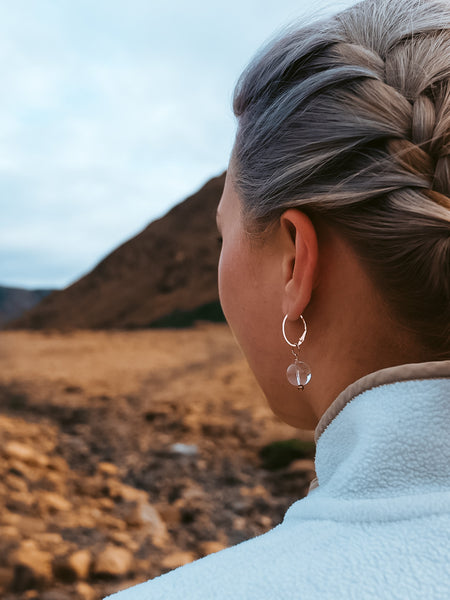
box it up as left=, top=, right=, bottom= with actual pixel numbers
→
left=302, top=225, right=429, bottom=425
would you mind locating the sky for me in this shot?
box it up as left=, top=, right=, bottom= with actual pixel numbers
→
left=0, top=0, right=355, bottom=290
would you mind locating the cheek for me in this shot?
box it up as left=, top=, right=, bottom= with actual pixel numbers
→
left=218, top=237, right=264, bottom=358
left=218, top=240, right=273, bottom=364
left=218, top=240, right=246, bottom=327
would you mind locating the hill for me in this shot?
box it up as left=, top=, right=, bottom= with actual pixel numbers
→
left=0, top=286, right=53, bottom=327
left=8, top=173, right=226, bottom=330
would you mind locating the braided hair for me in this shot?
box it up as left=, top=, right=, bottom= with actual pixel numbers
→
left=231, top=0, right=450, bottom=359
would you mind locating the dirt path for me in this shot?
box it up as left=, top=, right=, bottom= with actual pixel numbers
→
left=0, top=326, right=315, bottom=599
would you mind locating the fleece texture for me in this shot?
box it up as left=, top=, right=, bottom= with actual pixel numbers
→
left=106, top=360, right=450, bottom=600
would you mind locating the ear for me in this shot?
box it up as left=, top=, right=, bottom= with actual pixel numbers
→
left=280, top=209, right=319, bottom=319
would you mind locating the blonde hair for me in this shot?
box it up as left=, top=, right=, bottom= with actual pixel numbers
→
left=232, top=0, right=450, bottom=359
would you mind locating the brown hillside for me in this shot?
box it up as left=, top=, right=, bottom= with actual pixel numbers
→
left=9, top=173, right=226, bottom=330
left=0, top=286, right=53, bottom=327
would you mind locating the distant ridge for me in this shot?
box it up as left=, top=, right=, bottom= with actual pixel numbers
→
left=0, top=286, right=54, bottom=327
left=8, top=173, right=226, bottom=330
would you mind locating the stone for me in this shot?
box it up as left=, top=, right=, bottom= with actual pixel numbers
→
left=124, top=501, right=168, bottom=545
left=1, top=511, right=21, bottom=526
left=256, top=515, right=272, bottom=529
left=39, top=491, right=72, bottom=513
left=239, top=484, right=269, bottom=498
left=0, top=525, right=21, bottom=541
left=47, top=455, right=69, bottom=473
left=156, top=503, right=181, bottom=526
left=53, top=549, right=92, bottom=582
left=108, top=531, right=139, bottom=552
left=99, top=497, right=115, bottom=511
left=198, top=541, right=227, bottom=556
left=107, top=480, right=147, bottom=503
left=232, top=516, right=246, bottom=531
left=98, top=462, right=119, bottom=477
left=39, top=532, right=64, bottom=548
left=16, top=515, right=48, bottom=535
left=39, top=591, right=72, bottom=600
left=76, top=581, right=97, bottom=600
left=170, top=443, right=198, bottom=456
left=92, top=545, right=133, bottom=578
left=5, top=473, right=29, bottom=493
left=161, top=551, right=195, bottom=571
left=11, top=541, right=52, bottom=591
left=0, top=566, right=13, bottom=592
left=287, top=459, right=316, bottom=473
left=4, top=441, right=48, bottom=468
left=100, top=513, right=128, bottom=531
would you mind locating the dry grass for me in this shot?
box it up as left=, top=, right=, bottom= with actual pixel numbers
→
left=0, top=325, right=315, bottom=599
left=0, top=325, right=307, bottom=440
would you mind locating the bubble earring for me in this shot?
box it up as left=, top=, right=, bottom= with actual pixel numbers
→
left=282, top=314, right=312, bottom=391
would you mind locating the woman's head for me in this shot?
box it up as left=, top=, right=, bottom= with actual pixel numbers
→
left=218, top=0, right=450, bottom=428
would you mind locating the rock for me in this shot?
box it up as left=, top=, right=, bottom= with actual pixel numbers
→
left=74, top=474, right=104, bottom=498
left=198, top=541, right=227, bottom=556
left=0, top=566, right=13, bottom=593
left=180, top=483, right=205, bottom=502
left=0, top=525, right=21, bottom=541
left=99, top=497, right=115, bottom=510
left=156, top=503, right=181, bottom=526
left=39, top=532, right=64, bottom=548
left=54, top=549, right=92, bottom=582
left=4, top=441, right=48, bottom=468
left=98, top=462, right=119, bottom=477
left=92, top=545, right=133, bottom=578
left=108, top=531, right=139, bottom=552
left=256, top=515, right=272, bottom=529
left=1, top=510, right=21, bottom=526
left=161, top=551, right=195, bottom=571
left=239, top=484, right=269, bottom=498
left=106, top=480, right=147, bottom=503
left=232, top=516, right=246, bottom=531
left=286, top=458, right=316, bottom=473
left=47, top=455, right=69, bottom=473
left=39, top=590, right=72, bottom=600
left=124, top=501, right=168, bottom=545
left=76, top=581, right=97, bottom=600
left=5, top=473, right=29, bottom=493
left=99, top=514, right=128, bottom=533
left=8, top=489, right=34, bottom=508
left=170, top=443, right=198, bottom=456
left=38, top=491, right=72, bottom=513
left=11, top=540, right=52, bottom=591
left=14, top=515, right=48, bottom=535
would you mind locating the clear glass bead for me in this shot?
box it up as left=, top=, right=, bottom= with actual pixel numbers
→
left=286, top=359, right=311, bottom=388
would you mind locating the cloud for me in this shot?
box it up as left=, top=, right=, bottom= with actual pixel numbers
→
left=0, top=0, right=356, bottom=289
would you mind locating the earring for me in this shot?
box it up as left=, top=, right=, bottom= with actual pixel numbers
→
left=282, top=314, right=312, bottom=391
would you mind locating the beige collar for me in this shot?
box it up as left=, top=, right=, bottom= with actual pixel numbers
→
left=307, top=360, right=450, bottom=493
left=315, top=360, right=450, bottom=444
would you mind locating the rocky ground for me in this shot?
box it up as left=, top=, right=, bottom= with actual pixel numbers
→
left=0, top=325, right=316, bottom=599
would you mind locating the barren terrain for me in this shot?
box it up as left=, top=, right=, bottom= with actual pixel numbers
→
left=0, top=326, right=315, bottom=599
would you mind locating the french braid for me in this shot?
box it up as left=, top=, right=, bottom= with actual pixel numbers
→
left=232, top=0, right=450, bottom=358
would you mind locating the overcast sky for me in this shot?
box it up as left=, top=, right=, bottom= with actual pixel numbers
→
left=0, top=0, right=355, bottom=290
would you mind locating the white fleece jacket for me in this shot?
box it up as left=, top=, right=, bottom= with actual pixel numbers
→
left=106, top=360, right=450, bottom=600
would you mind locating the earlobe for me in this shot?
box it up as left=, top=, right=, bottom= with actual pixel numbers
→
left=280, top=209, right=319, bottom=319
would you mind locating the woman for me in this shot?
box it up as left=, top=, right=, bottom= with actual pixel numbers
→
left=108, top=0, right=450, bottom=597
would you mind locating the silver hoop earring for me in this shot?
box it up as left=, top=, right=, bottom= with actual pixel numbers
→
left=282, top=314, right=312, bottom=391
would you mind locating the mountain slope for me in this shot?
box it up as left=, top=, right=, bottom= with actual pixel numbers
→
left=0, top=286, right=53, bottom=327
left=9, top=173, right=226, bottom=330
